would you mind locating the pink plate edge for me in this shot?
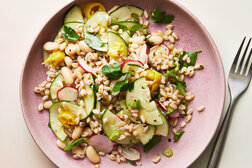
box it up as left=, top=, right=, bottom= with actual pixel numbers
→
left=19, top=0, right=226, bottom=167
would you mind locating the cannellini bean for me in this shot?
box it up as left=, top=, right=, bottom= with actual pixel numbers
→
left=65, top=43, right=77, bottom=56
left=43, top=42, right=59, bottom=52
left=72, top=146, right=85, bottom=155
left=61, top=67, right=74, bottom=85
left=86, top=146, right=100, bottom=163
left=79, top=40, right=93, bottom=53
left=64, top=56, right=73, bottom=68
left=72, top=126, right=83, bottom=140
left=148, top=35, right=163, bottom=45
left=56, top=139, right=66, bottom=149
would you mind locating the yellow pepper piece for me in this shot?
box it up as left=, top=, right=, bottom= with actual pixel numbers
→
left=83, top=2, right=105, bottom=18
left=58, top=110, right=76, bottom=128
left=42, top=51, right=65, bottom=68
left=108, top=41, right=125, bottom=57
left=145, top=70, right=162, bottom=92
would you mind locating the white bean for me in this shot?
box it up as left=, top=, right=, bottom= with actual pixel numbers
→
left=79, top=40, right=93, bottom=53
left=56, top=139, right=66, bottom=149
left=73, top=67, right=85, bottom=80
left=148, top=35, right=163, bottom=45
left=65, top=43, right=77, bottom=56
left=61, top=67, right=74, bottom=85
left=72, top=126, right=83, bottom=140
left=43, top=42, right=59, bottom=52
left=86, top=146, right=100, bottom=163
left=64, top=56, right=73, bottom=68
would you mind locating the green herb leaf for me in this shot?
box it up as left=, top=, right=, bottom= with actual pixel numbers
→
left=109, top=130, right=120, bottom=141
left=165, top=69, right=187, bottom=95
left=150, top=8, right=174, bottom=24
left=64, top=137, right=84, bottom=151
left=179, top=51, right=201, bottom=68
left=63, top=26, right=80, bottom=42
left=112, top=75, right=134, bottom=92
left=128, top=160, right=137, bottom=166
left=127, top=99, right=142, bottom=109
left=85, top=33, right=107, bottom=51
left=173, top=129, right=184, bottom=142
left=131, top=13, right=139, bottom=22
left=143, top=135, right=162, bottom=152
left=102, top=63, right=125, bottom=80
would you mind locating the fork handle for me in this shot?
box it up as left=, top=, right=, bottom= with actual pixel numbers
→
left=207, top=99, right=236, bottom=168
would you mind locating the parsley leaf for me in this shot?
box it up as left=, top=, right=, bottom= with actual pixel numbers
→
left=64, top=137, right=84, bottom=151
left=179, top=51, right=201, bottom=68
left=143, top=135, right=162, bottom=152
left=131, top=13, right=139, bottom=22
left=165, top=69, right=186, bottom=95
left=150, top=8, right=174, bottom=23
left=85, top=33, right=106, bottom=52
left=173, top=129, right=184, bottom=142
left=128, top=160, right=137, bottom=166
left=102, top=63, right=124, bottom=80
left=112, top=75, right=134, bottom=92
left=128, top=99, right=142, bottom=109
left=63, top=26, right=80, bottom=42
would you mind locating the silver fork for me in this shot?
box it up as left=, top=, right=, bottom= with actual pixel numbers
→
left=207, top=37, right=252, bottom=168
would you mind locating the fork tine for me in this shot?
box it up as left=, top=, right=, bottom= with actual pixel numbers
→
left=237, top=38, right=251, bottom=73
left=246, top=47, right=252, bottom=76
left=230, top=37, right=246, bottom=71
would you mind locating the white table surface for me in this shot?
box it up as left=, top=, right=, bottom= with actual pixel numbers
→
left=1, top=0, right=251, bottom=167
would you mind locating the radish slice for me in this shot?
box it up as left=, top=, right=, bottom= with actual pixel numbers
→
left=57, top=86, right=78, bottom=101
left=88, top=135, right=114, bottom=153
left=77, top=57, right=97, bottom=77
left=119, top=146, right=140, bottom=161
left=139, top=44, right=149, bottom=65
left=168, top=111, right=180, bottom=119
left=156, top=100, right=168, bottom=112
left=115, top=115, right=122, bottom=120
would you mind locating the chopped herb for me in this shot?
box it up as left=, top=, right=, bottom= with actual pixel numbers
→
left=179, top=51, right=202, bottom=68
left=150, top=8, right=175, bottom=23
left=173, top=129, right=184, bottom=142
left=143, top=135, right=161, bottom=152
left=94, top=84, right=99, bottom=92
left=64, top=137, right=84, bottom=151
left=164, top=69, right=187, bottom=95
left=48, top=121, right=51, bottom=128
left=128, top=99, right=142, bottom=109
left=112, top=75, right=134, bottom=92
left=128, top=160, right=137, bottom=166
left=131, top=13, right=139, bottom=22
left=85, top=33, right=106, bottom=52
left=130, top=24, right=141, bottom=36
left=109, top=130, right=120, bottom=141
left=63, top=26, right=80, bottom=42
left=141, top=25, right=148, bottom=35
left=162, top=147, right=173, bottom=157
left=102, top=63, right=125, bottom=80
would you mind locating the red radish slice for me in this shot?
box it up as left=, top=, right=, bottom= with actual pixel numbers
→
left=57, top=86, right=78, bottom=101
left=168, top=111, right=180, bottom=119
left=156, top=100, right=168, bottom=112
left=119, top=147, right=140, bottom=161
left=115, top=115, right=122, bottom=120
left=88, top=135, right=114, bottom=153
left=77, top=57, right=97, bottom=77
left=138, top=44, right=149, bottom=65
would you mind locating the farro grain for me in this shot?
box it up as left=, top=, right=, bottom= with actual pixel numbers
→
left=180, top=121, right=186, bottom=128
left=197, top=105, right=205, bottom=112
left=152, top=155, right=161, bottom=163
left=38, top=103, right=44, bottom=112
left=185, top=115, right=192, bottom=123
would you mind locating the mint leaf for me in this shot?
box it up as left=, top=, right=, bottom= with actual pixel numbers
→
left=64, top=137, right=84, bottom=151
left=128, top=160, right=137, bottom=166
left=143, top=135, right=161, bottom=152
left=102, top=63, right=124, bottom=80
left=85, top=33, right=106, bottom=51
left=127, top=99, right=142, bottom=109
left=165, top=69, right=187, bottom=95
left=173, top=129, right=184, bottom=142
left=63, top=26, right=80, bottom=42
left=150, top=8, right=174, bottom=24
left=179, top=51, right=201, bottom=68
left=112, top=75, right=134, bottom=92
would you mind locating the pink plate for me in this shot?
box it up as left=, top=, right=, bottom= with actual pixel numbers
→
left=20, top=0, right=225, bottom=167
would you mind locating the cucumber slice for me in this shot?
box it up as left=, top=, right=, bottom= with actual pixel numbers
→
left=84, top=11, right=107, bottom=30
left=82, top=85, right=96, bottom=119
left=50, top=74, right=64, bottom=102
left=116, top=107, right=141, bottom=124
left=64, top=5, right=84, bottom=23
left=108, top=31, right=128, bottom=57
left=119, top=31, right=131, bottom=44
left=135, top=124, right=155, bottom=145
left=155, top=109, right=169, bottom=137
left=49, top=101, right=83, bottom=141
left=102, top=109, right=139, bottom=145
left=109, top=5, right=143, bottom=23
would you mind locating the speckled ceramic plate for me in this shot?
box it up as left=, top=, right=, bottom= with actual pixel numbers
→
left=20, top=0, right=225, bottom=167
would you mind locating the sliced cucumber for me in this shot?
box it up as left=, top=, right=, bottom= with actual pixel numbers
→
left=84, top=11, right=107, bottom=30
left=155, top=109, right=169, bottom=137
left=109, top=5, right=143, bottom=23
left=119, top=31, right=131, bottom=44
left=50, top=74, right=64, bottom=102
left=135, top=124, right=155, bottom=145
left=82, top=85, right=96, bottom=119
left=64, top=5, right=84, bottom=23
left=116, top=107, right=141, bottom=124
left=122, top=64, right=143, bottom=74
left=49, top=101, right=80, bottom=141
left=102, top=109, right=139, bottom=145
left=108, top=31, right=128, bottom=57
